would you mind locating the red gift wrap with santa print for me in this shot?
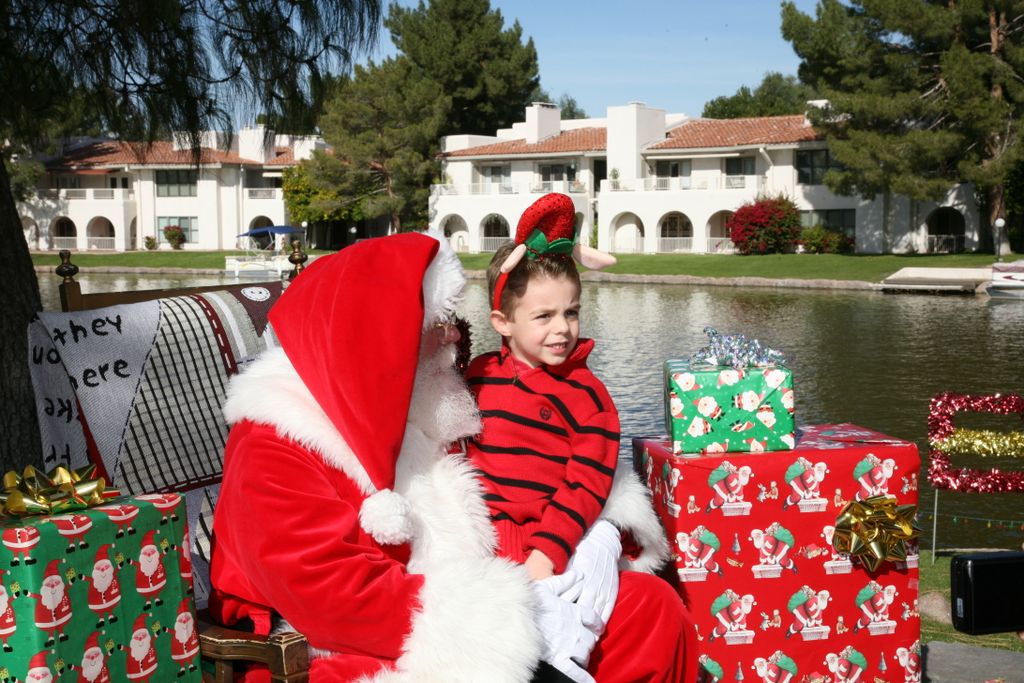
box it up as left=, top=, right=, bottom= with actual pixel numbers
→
left=0, top=494, right=199, bottom=683
left=633, top=424, right=921, bottom=683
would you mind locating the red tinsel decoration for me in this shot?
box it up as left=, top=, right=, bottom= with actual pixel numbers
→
left=927, top=392, right=1024, bottom=493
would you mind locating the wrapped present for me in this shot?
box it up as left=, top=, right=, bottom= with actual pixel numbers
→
left=0, top=492, right=199, bottom=682
left=664, top=359, right=795, bottom=455
left=633, top=424, right=921, bottom=683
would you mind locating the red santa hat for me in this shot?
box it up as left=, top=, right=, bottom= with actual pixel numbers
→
left=177, top=598, right=191, bottom=617
left=28, top=650, right=50, bottom=672
left=268, top=231, right=465, bottom=544
left=44, top=558, right=62, bottom=579
left=491, top=193, right=616, bottom=310
left=84, top=631, right=101, bottom=652
left=93, top=544, right=112, bottom=565
left=140, top=531, right=157, bottom=549
left=133, top=613, right=148, bottom=635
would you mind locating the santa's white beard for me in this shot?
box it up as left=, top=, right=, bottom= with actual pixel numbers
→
left=26, top=668, right=52, bottom=683
left=408, top=342, right=480, bottom=444
left=80, top=649, right=104, bottom=681
left=138, top=548, right=160, bottom=577
left=0, top=592, right=8, bottom=613
left=175, top=615, right=194, bottom=644
left=130, top=632, right=152, bottom=662
left=40, top=580, right=65, bottom=610
left=92, top=565, right=113, bottom=592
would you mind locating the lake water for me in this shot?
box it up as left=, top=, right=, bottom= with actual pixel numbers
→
left=39, top=273, right=1024, bottom=550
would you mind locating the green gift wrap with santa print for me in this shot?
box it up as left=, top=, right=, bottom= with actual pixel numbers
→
left=663, top=359, right=795, bottom=455
left=0, top=494, right=199, bottom=683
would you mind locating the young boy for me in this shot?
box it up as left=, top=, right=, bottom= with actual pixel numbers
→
left=465, top=193, right=620, bottom=582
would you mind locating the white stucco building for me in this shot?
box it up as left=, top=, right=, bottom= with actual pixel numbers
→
left=429, top=102, right=978, bottom=255
left=18, top=126, right=323, bottom=251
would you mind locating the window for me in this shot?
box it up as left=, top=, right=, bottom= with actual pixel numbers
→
left=800, top=209, right=856, bottom=237
left=478, top=165, right=511, bottom=192
left=155, top=170, right=198, bottom=197
left=795, top=149, right=836, bottom=185
left=57, top=175, right=81, bottom=189
left=653, top=160, right=693, bottom=189
left=539, top=163, right=576, bottom=182
left=157, top=216, right=198, bottom=243
left=725, top=156, right=755, bottom=176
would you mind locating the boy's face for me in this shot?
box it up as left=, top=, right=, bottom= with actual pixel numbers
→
left=490, top=274, right=580, bottom=368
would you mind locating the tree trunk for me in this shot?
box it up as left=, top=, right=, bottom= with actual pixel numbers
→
left=0, top=159, right=44, bottom=472
left=987, top=183, right=1011, bottom=257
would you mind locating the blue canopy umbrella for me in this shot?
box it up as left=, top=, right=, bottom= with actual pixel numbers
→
left=237, top=225, right=303, bottom=237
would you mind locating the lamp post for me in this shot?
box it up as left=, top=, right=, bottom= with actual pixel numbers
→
left=301, top=220, right=309, bottom=250
left=994, top=217, right=1006, bottom=263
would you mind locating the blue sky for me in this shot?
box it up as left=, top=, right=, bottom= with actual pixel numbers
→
left=369, top=0, right=823, bottom=118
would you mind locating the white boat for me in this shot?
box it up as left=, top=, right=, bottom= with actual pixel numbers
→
left=988, top=260, right=1024, bottom=298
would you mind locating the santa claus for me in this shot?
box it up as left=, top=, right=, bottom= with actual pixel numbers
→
left=209, top=229, right=697, bottom=682
left=29, top=559, right=72, bottom=646
left=134, top=531, right=167, bottom=610
left=708, top=590, right=756, bottom=641
left=0, top=571, right=15, bottom=653
left=167, top=599, right=199, bottom=675
left=134, top=493, right=182, bottom=525
left=3, top=525, right=40, bottom=565
left=123, top=614, right=159, bottom=681
left=85, top=544, right=121, bottom=627
left=23, top=650, right=53, bottom=683
left=77, top=631, right=111, bottom=683
left=48, top=513, right=93, bottom=552
left=177, top=528, right=193, bottom=593
left=94, top=502, right=139, bottom=538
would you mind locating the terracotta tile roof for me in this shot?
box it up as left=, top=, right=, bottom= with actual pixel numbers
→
left=446, top=127, right=607, bottom=157
left=649, top=115, right=821, bottom=150
left=265, top=146, right=296, bottom=166
left=46, top=140, right=283, bottom=170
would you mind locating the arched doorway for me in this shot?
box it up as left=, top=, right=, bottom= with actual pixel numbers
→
left=574, top=212, right=587, bottom=245
left=86, top=216, right=116, bottom=250
left=442, top=214, right=470, bottom=253
left=611, top=212, right=644, bottom=253
left=481, top=214, right=510, bottom=251
left=129, top=217, right=138, bottom=250
left=21, top=217, right=38, bottom=250
left=658, top=212, right=693, bottom=252
left=707, top=210, right=735, bottom=253
left=246, top=215, right=275, bottom=249
left=51, top=217, right=77, bottom=250
left=926, top=207, right=966, bottom=253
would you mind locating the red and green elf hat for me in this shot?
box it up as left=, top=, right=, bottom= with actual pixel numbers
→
left=492, top=193, right=616, bottom=310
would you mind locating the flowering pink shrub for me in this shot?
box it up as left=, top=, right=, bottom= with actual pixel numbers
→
left=727, top=196, right=802, bottom=255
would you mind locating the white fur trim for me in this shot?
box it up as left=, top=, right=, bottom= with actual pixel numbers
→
left=223, top=347, right=376, bottom=495
left=600, top=463, right=670, bottom=574
left=420, top=229, right=465, bottom=328
left=360, top=490, right=413, bottom=545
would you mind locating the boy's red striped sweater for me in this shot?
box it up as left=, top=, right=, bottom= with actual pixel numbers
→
left=465, top=338, right=620, bottom=573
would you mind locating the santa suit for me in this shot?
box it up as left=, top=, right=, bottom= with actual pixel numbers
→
left=33, top=589, right=72, bottom=631
left=0, top=600, right=15, bottom=641
left=171, top=621, right=199, bottom=664
left=125, top=643, right=158, bottom=680
left=135, top=558, right=167, bottom=598
left=209, top=232, right=697, bottom=683
left=86, top=577, right=121, bottom=617
left=3, top=526, right=40, bottom=560
left=50, top=514, right=93, bottom=545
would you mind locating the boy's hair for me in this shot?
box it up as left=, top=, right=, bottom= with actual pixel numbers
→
left=487, top=241, right=581, bottom=318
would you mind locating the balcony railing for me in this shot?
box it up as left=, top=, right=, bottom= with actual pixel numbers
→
left=707, top=237, right=736, bottom=253
left=644, top=177, right=693, bottom=191
left=531, top=180, right=588, bottom=194
left=480, top=236, right=511, bottom=251
left=600, top=179, right=634, bottom=192
left=927, top=234, right=965, bottom=253
left=246, top=188, right=282, bottom=199
left=432, top=180, right=589, bottom=196
left=87, top=236, right=117, bottom=250
left=52, top=236, right=78, bottom=250
left=614, top=237, right=644, bottom=254
left=38, top=188, right=135, bottom=201
left=658, top=237, right=693, bottom=253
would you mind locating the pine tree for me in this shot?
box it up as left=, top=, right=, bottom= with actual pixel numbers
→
left=0, top=0, right=381, bottom=468
left=703, top=72, right=817, bottom=119
left=386, top=0, right=540, bottom=136
left=781, top=0, right=1024, bottom=254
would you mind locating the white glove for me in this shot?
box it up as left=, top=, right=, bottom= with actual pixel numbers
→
left=532, top=572, right=598, bottom=683
left=566, top=520, right=622, bottom=635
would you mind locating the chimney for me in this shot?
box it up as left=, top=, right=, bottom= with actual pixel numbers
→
left=523, top=102, right=561, bottom=144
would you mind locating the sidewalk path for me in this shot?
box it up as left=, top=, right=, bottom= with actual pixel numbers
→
left=925, top=640, right=1024, bottom=682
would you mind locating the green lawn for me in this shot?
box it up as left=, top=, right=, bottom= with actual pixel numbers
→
left=32, top=249, right=1003, bottom=282
left=918, top=550, right=1024, bottom=652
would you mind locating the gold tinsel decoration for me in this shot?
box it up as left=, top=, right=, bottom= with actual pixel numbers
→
left=930, top=428, right=1024, bottom=459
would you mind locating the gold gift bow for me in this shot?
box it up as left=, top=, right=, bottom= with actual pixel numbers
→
left=0, top=464, right=118, bottom=517
left=833, top=495, right=921, bottom=572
